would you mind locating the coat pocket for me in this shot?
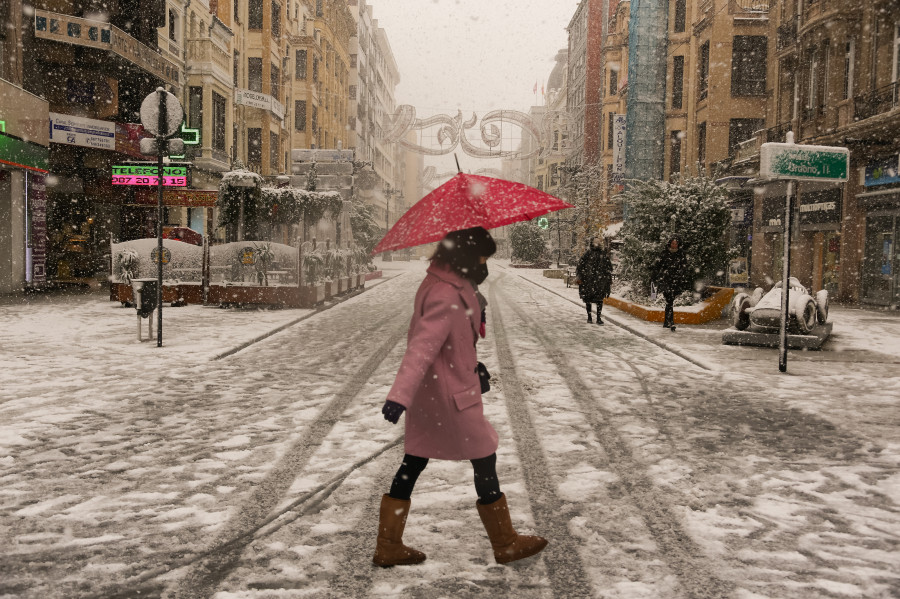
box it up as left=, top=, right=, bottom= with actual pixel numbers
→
left=452, top=383, right=482, bottom=412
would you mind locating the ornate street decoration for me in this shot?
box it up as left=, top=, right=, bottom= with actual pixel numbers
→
left=383, top=105, right=568, bottom=160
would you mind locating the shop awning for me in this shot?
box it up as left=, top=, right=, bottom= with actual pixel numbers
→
left=0, top=132, right=49, bottom=173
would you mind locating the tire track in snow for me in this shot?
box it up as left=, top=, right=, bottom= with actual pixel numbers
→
left=493, top=276, right=736, bottom=599
left=488, top=282, right=596, bottom=599
left=161, top=319, right=411, bottom=598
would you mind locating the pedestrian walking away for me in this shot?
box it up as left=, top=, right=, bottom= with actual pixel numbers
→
left=375, top=226, right=548, bottom=567
left=650, top=236, right=691, bottom=331
left=575, top=236, right=613, bottom=325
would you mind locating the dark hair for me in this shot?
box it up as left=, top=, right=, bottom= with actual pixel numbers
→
left=431, top=227, right=496, bottom=278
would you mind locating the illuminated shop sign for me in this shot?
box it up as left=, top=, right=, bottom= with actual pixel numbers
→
left=111, top=163, right=189, bottom=186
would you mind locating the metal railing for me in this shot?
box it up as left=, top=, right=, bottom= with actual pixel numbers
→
left=730, top=0, right=769, bottom=14
left=854, top=82, right=900, bottom=122
left=765, top=121, right=793, bottom=143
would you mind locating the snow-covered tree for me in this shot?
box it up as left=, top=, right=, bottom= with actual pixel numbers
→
left=618, top=174, right=736, bottom=293
left=509, top=221, right=549, bottom=264
left=559, top=163, right=612, bottom=253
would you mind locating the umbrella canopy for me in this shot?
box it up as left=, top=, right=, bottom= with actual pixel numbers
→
left=372, top=173, right=574, bottom=255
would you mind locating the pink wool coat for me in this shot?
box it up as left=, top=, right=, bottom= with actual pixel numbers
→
left=386, top=262, right=499, bottom=460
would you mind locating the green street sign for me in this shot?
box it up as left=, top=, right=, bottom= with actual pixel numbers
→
left=537, top=216, right=550, bottom=229
left=760, top=142, right=849, bottom=182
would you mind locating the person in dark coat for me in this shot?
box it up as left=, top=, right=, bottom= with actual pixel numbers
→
left=650, top=236, right=690, bottom=331
left=375, top=227, right=548, bottom=568
left=575, top=236, right=613, bottom=324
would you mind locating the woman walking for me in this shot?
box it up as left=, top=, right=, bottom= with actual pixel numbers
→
left=575, top=236, right=613, bottom=324
left=374, top=226, right=548, bottom=567
left=650, top=236, right=690, bottom=331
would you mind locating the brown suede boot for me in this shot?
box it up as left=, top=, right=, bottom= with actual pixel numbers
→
left=372, top=494, right=426, bottom=567
left=476, top=493, right=548, bottom=564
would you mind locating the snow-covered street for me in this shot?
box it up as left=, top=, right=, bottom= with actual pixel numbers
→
left=1, top=259, right=899, bottom=599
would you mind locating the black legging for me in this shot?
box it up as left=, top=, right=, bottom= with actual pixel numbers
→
left=389, top=453, right=502, bottom=505
left=663, top=290, right=676, bottom=327
left=585, top=300, right=604, bottom=316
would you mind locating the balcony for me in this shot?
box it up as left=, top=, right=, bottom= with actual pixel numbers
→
left=33, top=10, right=180, bottom=87
left=730, top=0, right=769, bottom=15
left=776, top=18, right=797, bottom=51
left=854, top=82, right=900, bottom=122
left=765, top=121, right=793, bottom=143
left=733, top=135, right=762, bottom=163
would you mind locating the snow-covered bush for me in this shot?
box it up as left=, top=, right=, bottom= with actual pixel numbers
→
left=509, top=221, right=549, bottom=264
left=618, top=174, right=736, bottom=295
left=302, top=252, right=325, bottom=285
left=112, top=248, right=139, bottom=283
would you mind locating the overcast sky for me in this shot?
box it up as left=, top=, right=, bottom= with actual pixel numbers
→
left=369, top=0, right=582, bottom=176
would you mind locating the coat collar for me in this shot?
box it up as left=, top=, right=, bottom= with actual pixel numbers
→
left=426, top=261, right=470, bottom=289
left=426, top=262, right=480, bottom=339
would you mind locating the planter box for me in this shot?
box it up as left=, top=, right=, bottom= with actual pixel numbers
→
left=208, top=284, right=302, bottom=308
left=365, top=270, right=382, bottom=281
left=604, top=286, right=735, bottom=325
left=356, top=273, right=366, bottom=288
left=111, top=282, right=194, bottom=306
left=300, top=284, right=326, bottom=308
left=339, top=276, right=350, bottom=294
left=325, top=280, right=339, bottom=299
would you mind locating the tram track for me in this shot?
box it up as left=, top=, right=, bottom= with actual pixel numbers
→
left=491, top=274, right=736, bottom=599
left=0, top=276, right=416, bottom=599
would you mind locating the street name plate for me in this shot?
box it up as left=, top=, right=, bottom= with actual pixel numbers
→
left=760, top=142, right=849, bottom=182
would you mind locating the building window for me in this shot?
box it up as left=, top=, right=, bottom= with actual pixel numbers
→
left=168, top=9, right=177, bottom=42
left=699, top=41, right=710, bottom=100
left=609, top=69, right=618, bottom=96
left=270, top=131, right=280, bottom=171
left=842, top=38, right=854, bottom=100
left=296, top=49, right=307, bottom=79
left=188, top=86, right=203, bottom=130
left=350, top=53, right=357, bottom=68
left=315, top=0, right=323, bottom=17
left=311, top=105, right=318, bottom=132
left=672, top=55, right=684, bottom=109
left=349, top=84, right=357, bottom=100
left=806, top=47, right=819, bottom=119
left=312, top=56, right=319, bottom=82
left=248, top=57, right=263, bottom=92
left=248, top=0, right=263, bottom=29
left=607, top=112, right=614, bottom=150
left=295, top=100, right=306, bottom=131
left=247, top=128, right=262, bottom=166
left=234, top=0, right=240, bottom=23
left=271, top=63, right=280, bottom=100
left=674, top=0, right=686, bottom=33
left=732, top=36, right=767, bottom=96
left=272, top=2, right=281, bottom=37
left=234, top=51, right=240, bottom=86
left=213, top=92, right=227, bottom=151
left=698, top=122, right=707, bottom=167
left=670, top=131, right=682, bottom=180
left=728, top=118, right=764, bottom=156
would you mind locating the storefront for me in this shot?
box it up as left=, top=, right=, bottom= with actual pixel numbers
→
left=727, top=191, right=754, bottom=287
left=796, top=185, right=843, bottom=298
left=858, top=154, right=900, bottom=307
left=0, top=81, right=50, bottom=293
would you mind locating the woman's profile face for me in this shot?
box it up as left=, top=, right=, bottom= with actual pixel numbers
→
left=669, top=239, right=679, bottom=251
left=479, top=256, right=488, bottom=265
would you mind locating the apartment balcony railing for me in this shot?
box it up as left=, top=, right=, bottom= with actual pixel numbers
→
left=776, top=18, right=797, bottom=51
left=765, top=121, right=793, bottom=143
left=33, top=9, right=180, bottom=87
left=854, top=82, right=900, bottom=122
left=730, top=0, right=769, bottom=15
left=733, top=134, right=762, bottom=162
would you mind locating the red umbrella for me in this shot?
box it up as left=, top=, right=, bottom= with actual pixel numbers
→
left=372, top=173, right=573, bottom=255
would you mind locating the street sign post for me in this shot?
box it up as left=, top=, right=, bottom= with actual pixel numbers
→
left=759, top=132, right=849, bottom=372
left=139, top=87, right=184, bottom=347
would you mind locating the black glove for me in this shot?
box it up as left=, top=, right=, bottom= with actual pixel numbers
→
left=382, top=400, right=406, bottom=424
left=476, top=362, right=491, bottom=394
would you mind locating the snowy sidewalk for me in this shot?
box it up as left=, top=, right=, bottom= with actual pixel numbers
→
left=506, top=265, right=900, bottom=374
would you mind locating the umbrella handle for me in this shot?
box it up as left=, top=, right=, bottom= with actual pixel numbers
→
left=454, top=154, right=461, bottom=174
